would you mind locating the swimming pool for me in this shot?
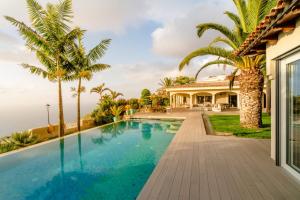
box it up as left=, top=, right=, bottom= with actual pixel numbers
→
left=0, top=119, right=182, bottom=200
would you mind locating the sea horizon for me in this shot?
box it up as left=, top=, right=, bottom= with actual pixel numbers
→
left=0, top=103, right=96, bottom=138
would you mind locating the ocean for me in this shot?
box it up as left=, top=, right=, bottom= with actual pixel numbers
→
left=0, top=103, right=96, bottom=138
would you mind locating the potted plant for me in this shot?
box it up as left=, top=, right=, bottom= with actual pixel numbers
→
left=111, top=106, right=124, bottom=122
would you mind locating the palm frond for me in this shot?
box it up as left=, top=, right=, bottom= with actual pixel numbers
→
left=57, top=0, right=73, bottom=24
left=34, top=48, right=55, bottom=69
left=21, top=64, right=48, bottom=78
left=224, top=11, right=241, bottom=28
left=63, top=27, right=84, bottom=45
left=195, top=60, right=234, bottom=79
left=159, top=77, right=173, bottom=87
left=232, top=0, right=248, bottom=32
left=88, top=39, right=111, bottom=62
left=209, top=37, right=237, bottom=49
left=26, top=0, right=47, bottom=35
left=229, top=68, right=240, bottom=90
left=179, top=46, right=237, bottom=71
left=63, top=73, right=77, bottom=81
left=196, top=23, right=240, bottom=46
left=5, top=16, right=50, bottom=52
left=87, top=64, right=110, bottom=72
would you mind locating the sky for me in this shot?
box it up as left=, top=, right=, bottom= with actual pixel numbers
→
left=0, top=0, right=235, bottom=134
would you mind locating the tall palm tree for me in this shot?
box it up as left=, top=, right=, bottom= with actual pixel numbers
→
left=179, top=0, right=276, bottom=128
left=6, top=0, right=82, bottom=136
left=90, top=83, right=110, bottom=100
left=159, top=77, right=173, bottom=88
left=109, top=90, right=123, bottom=100
left=69, top=36, right=111, bottom=131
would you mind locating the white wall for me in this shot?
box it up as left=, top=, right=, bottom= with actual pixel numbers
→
left=266, top=18, right=300, bottom=160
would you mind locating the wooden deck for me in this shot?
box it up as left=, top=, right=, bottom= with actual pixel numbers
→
left=137, top=112, right=300, bottom=200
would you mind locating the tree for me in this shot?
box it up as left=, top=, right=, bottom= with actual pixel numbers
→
left=90, top=83, right=110, bottom=100
left=6, top=0, right=83, bottom=136
left=174, top=76, right=195, bottom=85
left=159, top=77, right=173, bottom=88
left=141, top=89, right=151, bottom=106
left=109, top=90, right=123, bottom=100
left=69, top=36, right=111, bottom=131
left=179, top=0, right=276, bottom=128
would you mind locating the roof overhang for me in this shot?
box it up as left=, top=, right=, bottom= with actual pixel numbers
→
left=234, top=0, right=300, bottom=56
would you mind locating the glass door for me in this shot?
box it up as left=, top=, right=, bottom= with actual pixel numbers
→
left=287, top=59, right=300, bottom=172
left=229, top=95, right=237, bottom=107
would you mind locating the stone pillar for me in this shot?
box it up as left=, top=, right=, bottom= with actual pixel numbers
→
left=174, top=95, right=176, bottom=108
left=170, top=94, right=173, bottom=108
left=189, top=94, right=193, bottom=109
left=179, top=96, right=182, bottom=106
left=212, top=94, right=215, bottom=105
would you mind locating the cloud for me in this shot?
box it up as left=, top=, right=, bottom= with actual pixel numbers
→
left=0, top=46, right=38, bottom=65
left=73, top=0, right=148, bottom=33
left=151, top=0, right=234, bottom=58
left=0, top=31, right=19, bottom=45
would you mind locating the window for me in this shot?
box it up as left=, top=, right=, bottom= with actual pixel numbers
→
left=287, top=60, right=300, bottom=172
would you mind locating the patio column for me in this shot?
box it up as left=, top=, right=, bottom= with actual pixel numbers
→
left=173, top=95, right=176, bottom=108
left=189, top=94, right=193, bottom=109
left=170, top=94, right=173, bottom=108
left=212, top=94, right=216, bottom=105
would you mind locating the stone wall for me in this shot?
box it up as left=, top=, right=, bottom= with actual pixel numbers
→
left=30, top=119, right=96, bottom=141
left=216, top=93, right=228, bottom=104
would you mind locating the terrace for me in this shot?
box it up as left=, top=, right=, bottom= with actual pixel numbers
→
left=135, top=111, right=300, bottom=200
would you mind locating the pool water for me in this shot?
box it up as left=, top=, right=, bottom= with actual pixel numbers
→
left=0, top=119, right=182, bottom=200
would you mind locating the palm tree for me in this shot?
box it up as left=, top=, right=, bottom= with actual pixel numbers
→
left=179, top=0, right=276, bottom=128
left=159, top=77, right=173, bottom=88
left=6, top=0, right=83, bottom=136
left=90, top=83, right=110, bottom=100
left=109, top=90, right=123, bottom=100
left=69, top=36, right=111, bottom=131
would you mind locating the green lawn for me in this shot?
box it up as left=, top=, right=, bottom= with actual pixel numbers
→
left=208, top=113, right=271, bottom=139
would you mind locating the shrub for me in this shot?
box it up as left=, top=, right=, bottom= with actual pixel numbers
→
left=0, top=140, right=15, bottom=154
left=162, top=97, right=170, bottom=107
left=10, top=131, right=38, bottom=147
left=91, top=95, right=116, bottom=125
left=151, top=95, right=169, bottom=108
left=111, top=106, right=124, bottom=118
left=91, top=108, right=113, bottom=125
left=128, top=98, right=140, bottom=109
left=115, top=99, right=127, bottom=107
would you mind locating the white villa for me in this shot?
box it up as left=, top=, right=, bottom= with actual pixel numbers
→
left=166, top=75, right=266, bottom=111
left=235, top=0, right=300, bottom=181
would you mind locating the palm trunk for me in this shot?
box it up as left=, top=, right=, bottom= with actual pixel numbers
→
left=77, top=78, right=81, bottom=131
left=266, top=76, right=271, bottom=116
left=58, top=77, right=65, bottom=137
left=239, top=67, right=264, bottom=128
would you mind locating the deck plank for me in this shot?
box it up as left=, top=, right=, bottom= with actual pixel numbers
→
left=137, top=112, right=300, bottom=200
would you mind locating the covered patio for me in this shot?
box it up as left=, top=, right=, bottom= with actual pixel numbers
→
left=166, top=79, right=266, bottom=112
left=169, top=91, right=240, bottom=110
